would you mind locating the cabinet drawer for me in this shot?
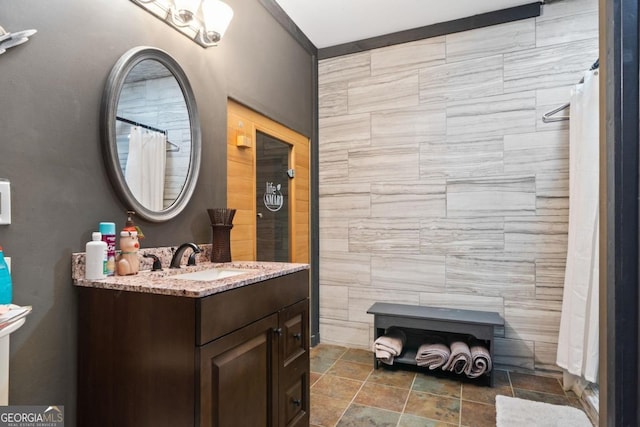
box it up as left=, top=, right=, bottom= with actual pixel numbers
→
left=197, top=270, right=309, bottom=345
left=281, top=370, right=309, bottom=427
left=280, top=299, right=309, bottom=367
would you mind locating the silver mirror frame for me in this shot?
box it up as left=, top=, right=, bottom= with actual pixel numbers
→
left=100, top=46, right=202, bottom=222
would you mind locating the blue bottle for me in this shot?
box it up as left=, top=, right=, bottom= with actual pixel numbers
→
left=0, top=246, right=12, bottom=305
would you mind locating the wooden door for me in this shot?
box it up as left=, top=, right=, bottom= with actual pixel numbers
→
left=198, top=314, right=279, bottom=427
left=227, top=100, right=310, bottom=263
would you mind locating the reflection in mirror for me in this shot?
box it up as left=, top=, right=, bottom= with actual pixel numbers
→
left=101, top=47, right=201, bottom=222
left=115, top=59, right=192, bottom=211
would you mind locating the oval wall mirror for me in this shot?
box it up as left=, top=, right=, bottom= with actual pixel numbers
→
left=101, top=46, right=201, bottom=222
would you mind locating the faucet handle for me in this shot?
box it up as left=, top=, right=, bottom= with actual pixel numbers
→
left=143, top=253, right=163, bottom=271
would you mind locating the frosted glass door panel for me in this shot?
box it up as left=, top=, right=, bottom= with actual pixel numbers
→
left=256, top=131, right=290, bottom=262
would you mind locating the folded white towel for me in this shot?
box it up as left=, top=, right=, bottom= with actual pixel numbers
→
left=442, top=340, right=472, bottom=374
left=465, top=343, right=492, bottom=378
left=373, top=327, right=406, bottom=365
left=375, top=348, right=395, bottom=365
left=374, top=327, right=406, bottom=355
left=415, top=342, right=451, bottom=370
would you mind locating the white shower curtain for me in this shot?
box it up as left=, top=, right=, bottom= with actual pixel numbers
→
left=125, top=126, right=167, bottom=211
left=556, top=69, right=599, bottom=395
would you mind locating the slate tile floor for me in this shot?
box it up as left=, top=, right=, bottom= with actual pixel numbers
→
left=310, top=344, right=590, bottom=427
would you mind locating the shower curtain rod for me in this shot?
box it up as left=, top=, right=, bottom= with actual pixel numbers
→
left=542, top=59, right=599, bottom=123
left=115, top=116, right=180, bottom=152
left=116, top=115, right=167, bottom=134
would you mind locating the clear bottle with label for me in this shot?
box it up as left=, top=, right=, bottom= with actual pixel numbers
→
left=85, top=232, right=107, bottom=280
left=0, top=245, right=12, bottom=305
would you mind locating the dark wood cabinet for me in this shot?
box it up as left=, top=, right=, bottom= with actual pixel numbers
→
left=77, top=270, right=309, bottom=427
left=198, top=299, right=310, bottom=427
left=198, top=313, right=279, bottom=427
left=278, top=299, right=310, bottom=427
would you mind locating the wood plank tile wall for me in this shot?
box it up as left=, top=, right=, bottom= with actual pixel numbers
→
left=317, top=0, right=599, bottom=374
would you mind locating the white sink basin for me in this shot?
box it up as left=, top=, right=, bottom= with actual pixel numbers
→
left=171, top=268, right=255, bottom=282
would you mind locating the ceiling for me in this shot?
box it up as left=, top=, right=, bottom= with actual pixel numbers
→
left=273, top=0, right=537, bottom=49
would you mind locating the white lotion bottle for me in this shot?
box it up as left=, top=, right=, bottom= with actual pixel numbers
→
left=85, top=232, right=107, bottom=280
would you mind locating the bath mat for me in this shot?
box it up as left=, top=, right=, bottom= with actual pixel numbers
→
left=496, top=395, right=592, bottom=427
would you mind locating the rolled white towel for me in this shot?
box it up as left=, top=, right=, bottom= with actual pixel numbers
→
left=465, top=343, right=492, bottom=378
left=415, top=342, right=451, bottom=370
left=442, top=340, right=472, bottom=374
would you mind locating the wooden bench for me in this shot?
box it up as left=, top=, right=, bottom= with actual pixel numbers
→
left=367, top=302, right=504, bottom=387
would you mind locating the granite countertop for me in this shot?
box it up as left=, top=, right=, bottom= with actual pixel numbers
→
left=73, top=261, right=309, bottom=298
left=72, top=245, right=309, bottom=298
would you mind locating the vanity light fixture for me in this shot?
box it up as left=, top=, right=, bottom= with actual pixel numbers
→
left=0, top=26, right=37, bottom=56
left=130, top=0, right=233, bottom=48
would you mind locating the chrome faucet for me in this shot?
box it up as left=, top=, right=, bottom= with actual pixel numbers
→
left=170, top=243, right=202, bottom=269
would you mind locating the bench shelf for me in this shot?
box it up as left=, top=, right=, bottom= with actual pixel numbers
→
left=367, top=302, right=504, bottom=387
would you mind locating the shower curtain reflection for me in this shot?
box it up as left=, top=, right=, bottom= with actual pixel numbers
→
left=556, top=68, right=599, bottom=396
left=125, top=126, right=167, bottom=211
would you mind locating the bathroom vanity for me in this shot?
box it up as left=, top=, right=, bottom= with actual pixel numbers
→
left=74, top=260, right=310, bottom=427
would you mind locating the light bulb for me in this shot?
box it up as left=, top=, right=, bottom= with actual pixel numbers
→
left=171, top=0, right=201, bottom=26
left=200, top=0, right=233, bottom=44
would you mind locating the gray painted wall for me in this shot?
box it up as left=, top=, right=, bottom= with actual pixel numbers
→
left=0, top=0, right=313, bottom=424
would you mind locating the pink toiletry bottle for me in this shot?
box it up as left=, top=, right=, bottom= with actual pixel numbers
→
left=99, top=222, right=116, bottom=276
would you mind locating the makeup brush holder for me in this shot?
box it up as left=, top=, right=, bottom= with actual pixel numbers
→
left=211, top=224, right=233, bottom=263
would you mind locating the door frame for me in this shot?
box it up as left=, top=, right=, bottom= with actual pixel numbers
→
left=227, top=97, right=319, bottom=346
left=601, top=0, right=640, bottom=424
left=227, top=99, right=310, bottom=264
left=226, top=98, right=318, bottom=346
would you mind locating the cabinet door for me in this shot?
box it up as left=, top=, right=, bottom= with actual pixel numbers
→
left=279, top=300, right=309, bottom=427
left=198, top=313, right=279, bottom=427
